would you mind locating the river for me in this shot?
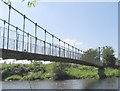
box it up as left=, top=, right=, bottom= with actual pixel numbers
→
left=1, top=78, right=120, bottom=90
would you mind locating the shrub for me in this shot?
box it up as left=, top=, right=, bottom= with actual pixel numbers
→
left=5, top=75, right=22, bottom=81
left=23, top=72, right=43, bottom=80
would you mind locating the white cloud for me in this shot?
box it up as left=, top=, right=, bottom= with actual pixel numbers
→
left=63, top=38, right=83, bottom=47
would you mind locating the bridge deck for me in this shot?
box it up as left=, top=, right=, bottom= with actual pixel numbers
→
left=0, top=49, right=103, bottom=68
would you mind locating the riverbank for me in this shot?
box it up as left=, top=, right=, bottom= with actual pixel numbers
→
left=1, top=62, right=120, bottom=81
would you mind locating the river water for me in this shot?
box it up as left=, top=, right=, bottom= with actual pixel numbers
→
left=1, top=78, right=120, bottom=90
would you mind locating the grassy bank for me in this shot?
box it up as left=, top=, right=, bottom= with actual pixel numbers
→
left=1, top=62, right=119, bottom=81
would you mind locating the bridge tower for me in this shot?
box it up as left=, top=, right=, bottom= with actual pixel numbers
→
left=98, top=47, right=106, bottom=79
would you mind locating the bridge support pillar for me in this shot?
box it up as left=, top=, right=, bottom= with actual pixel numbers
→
left=98, top=67, right=106, bottom=79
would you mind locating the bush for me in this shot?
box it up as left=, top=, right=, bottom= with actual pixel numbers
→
left=51, top=62, right=70, bottom=80
left=41, top=73, right=51, bottom=79
left=67, top=68, right=98, bottom=79
left=2, top=62, right=120, bottom=81
left=5, top=75, right=22, bottom=81
left=23, top=72, right=43, bottom=80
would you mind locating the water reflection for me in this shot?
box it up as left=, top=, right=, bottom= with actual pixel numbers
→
left=86, top=78, right=118, bottom=89
left=2, top=78, right=119, bottom=89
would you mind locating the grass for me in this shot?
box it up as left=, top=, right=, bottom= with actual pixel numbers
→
left=105, top=68, right=119, bottom=77
left=66, top=66, right=99, bottom=79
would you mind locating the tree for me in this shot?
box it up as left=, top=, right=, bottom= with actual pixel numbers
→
left=105, top=55, right=116, bottom=67
left=81, top=48, right=99, bottom=62
left=102, top=46, right=116, bottom=66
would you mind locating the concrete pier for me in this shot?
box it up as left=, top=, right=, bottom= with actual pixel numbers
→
left=98, top=67, right=106, bottom=79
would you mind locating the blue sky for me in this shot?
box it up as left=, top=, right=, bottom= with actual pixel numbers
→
left=0, top=1, right=118, bottom=57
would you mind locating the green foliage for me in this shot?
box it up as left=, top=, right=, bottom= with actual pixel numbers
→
left=102, top=46, right=116, bottom=66
left=1, top=61, right=120, bottom=81
left=2, top=62, right=46, bottom=81
left=23, top=72, right=43, bottom=80
left=2, top=64, right=25, bottom=80
left=78, top=65, right=98, bottom=71
left=102, top=46, right=114, bottom=57
left=51, top=62, right=70, bottom=80
left=82, top=48, right=99, bottom=62
left=67, top=65, right=99, bottom=79
left=27, top=0, right=38, bottom=7
left=5, top=75, right=22, bottom=81
left=32, top=62, right=46, bottom=73
left=105, top=55, right=116, bottom=67
left=41, top=73, right=51, bottom=79
left=105, top=68, right=120, bottom=77
left=67, top=69, right=98, bottom=79
left=2, top=0, right=38, bottom=7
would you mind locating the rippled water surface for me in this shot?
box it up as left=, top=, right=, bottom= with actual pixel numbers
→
left=2, top=78, right=120, bottom=89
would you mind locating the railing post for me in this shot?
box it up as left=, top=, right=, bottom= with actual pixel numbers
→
left=13, top=40, right=15, bottom=50
left=75, top=48, right=77, bottom=59
left=30, top=37, right=32, bottom=52
left=76, top=48, right=78, bottom=59
left=59, top=39, right=61, bottom=57
left=77, top=49, right=79, bottom=59
left=55, top=46, right=56, bottom=56
left=74, top=48, right=76, bottom=59
left=52, top=35, right=54, bottom=55
left=80, top=50, right=83, bottom=60
left=68, top=44, right=69, bottom=58
left=16, top=27, right=18, bottom=51
left=17, top=34, right=20, bottom=50
left=64, top=42, right=65, bottom=57
left=98, top=47, right=104, bottom=62
left=70, top=47, right=71, bottom=58
left=49, top=43, right=51, bottom=55
left=7, top=4, right=11, bottom=49
left=78, top=49, right=80, bottom=60
left=34, top=23, right=37, bottom=53
left=27, top=33, right=29, bottom=52
left=22, top=15, right=26, bottom=51
left=44, top=41, right=46, bottom=54
left=98, top=47, right=101, bottom=62
left=3, top=20, right=6, bottom=49
left=72, top=46, right=74, bottom=59
left=44, top=29, right=46, bottom=54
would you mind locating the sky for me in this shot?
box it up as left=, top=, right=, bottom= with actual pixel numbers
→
left=0, top=0, right=118, bottom=63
